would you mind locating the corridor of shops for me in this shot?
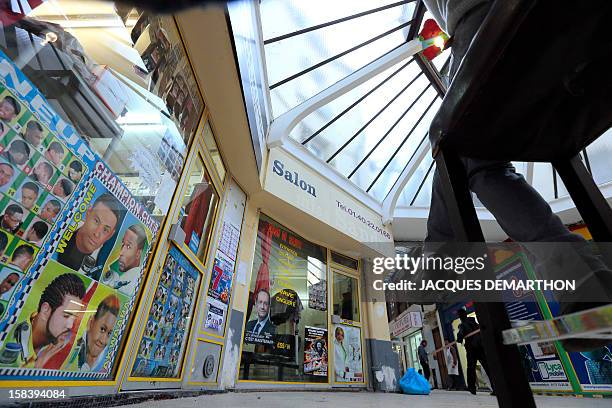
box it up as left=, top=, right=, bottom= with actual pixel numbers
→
left=0, top=1, right=609, bottom=407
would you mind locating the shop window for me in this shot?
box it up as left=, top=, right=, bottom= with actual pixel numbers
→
left=202, top=122, right=225, bottom=183
left=332, top=272, right=360, bottom=323
left=239, top=214, right=328, bottom=383
left=178, top=155, right=218, bottom=263
left=0, top=1, right=205, bottom=224
left=0, top=1, right=203, bottom=383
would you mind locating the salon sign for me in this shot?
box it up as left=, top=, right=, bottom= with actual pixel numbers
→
left=264, top=148, right=393, bottom=245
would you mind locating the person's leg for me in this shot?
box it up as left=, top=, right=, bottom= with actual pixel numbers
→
left=426, top=167, right=456, bottom=242
left=466, top=159, right=612, bottom=301
left=449, top=374, right=457, bottom=390
left=423, top=362, right=431, bottom=380
left=474, top=345, right=494, bottom=392
left=466, top=350, right=477, bottom=394
left=465, top=160, right=574, bottom=242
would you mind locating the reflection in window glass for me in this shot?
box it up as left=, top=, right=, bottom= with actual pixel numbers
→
left=178, top=156, right=218, bottom=263
left=202, top=122, right=226, bottom=182
left=0, top=0, right=202, bottom=383
left=0, top=1, right=205, bottom=224
left=333, top=272, right=359, bottom=322
left=240, top=214, right=328, bottom=383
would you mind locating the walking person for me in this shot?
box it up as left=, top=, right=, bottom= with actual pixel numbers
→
left=417, top=339, right=431, bottom=382
left=445, top=339, right=459, bottom=390
left=422, top=0, right=612, bottom=353
left=456, top=308, right=494, bottom=395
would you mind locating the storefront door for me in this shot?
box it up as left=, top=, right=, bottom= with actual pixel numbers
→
left=331, top=269, right=365, bottom=386
left=406, top=331, right=423, bottom=372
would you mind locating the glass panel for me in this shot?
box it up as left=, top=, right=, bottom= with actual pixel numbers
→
left=332, top=272, right=360, bottom=322
left=178, top=156, right=219, bottom=263
left=265, top=4, right=414, bottom=87
left=291, top=58, right=416, bottom=146
left=330, top=76, right=433, bottom=178
left=365, top=93, right=441, bottom=200
left=531, top=162, right=555, bottom=201
left=395, top=147, right=433, bottom=207
left=240, top=214, right=328, bottom=383
left=201, top=122, right=226, bottom=183
left=406, top=331, right=423, bottom=371
left=586, top=128, right=612, bottom=185
left=301, top=61, right=424, bottom=162
left=0, top=0, right=200, bottom=382
left=261, top=0, right=408, bottom=41
left=331, top=251, right=358, bottom=270
left=269, top=30, right=408, bottom=118
left=263, top=0, right=415, bottom=117
left=411, top=164, right=434, bottom=207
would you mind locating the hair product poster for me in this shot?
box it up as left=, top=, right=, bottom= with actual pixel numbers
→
left=304, top=326, right=328, bottom=377
left=130, top=245, right=199, bottom=379
left=333, top=323, right=363, bottom=383
left=0, top=49, right=158, bottom=381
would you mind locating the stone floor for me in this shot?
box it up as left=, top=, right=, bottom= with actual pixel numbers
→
left=128, top=390, right=609, bottom=408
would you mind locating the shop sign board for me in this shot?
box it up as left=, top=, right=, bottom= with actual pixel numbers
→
left=0, top=50, right=159, bottom=381
left=390, top=310, right=422, bottom=338
left=264, top=148, right=393, bottom=247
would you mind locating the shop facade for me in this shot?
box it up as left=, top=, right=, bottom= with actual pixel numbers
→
left=0, top=1, right=404, bottom=402
left=223, top=145, right=401, bottom=391
left=0, top=0, right=251, bottom=401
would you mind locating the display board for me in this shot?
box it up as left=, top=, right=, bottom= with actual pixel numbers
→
left=130, top=245, right=199, bottom=379
left=498, top=261, right=572, bottom=391
left=498, top=254, right=612, bottom=394
left=304, top=326, right=327, bottom=377
left=0, top=50, right=158, bottom=381
left=201, top=180, right=245, bottom=337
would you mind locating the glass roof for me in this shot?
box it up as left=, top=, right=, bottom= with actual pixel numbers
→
left=259, top=0, right=612, bottom=211
left=260, top=0, right=449, bottom=201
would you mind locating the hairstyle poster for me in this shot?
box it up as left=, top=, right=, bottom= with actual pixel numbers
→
left=0, top=49, right=158, bottom=381
left=130, top=245, right=199, bottom=379
left=304, top=326, right=328, bottom=377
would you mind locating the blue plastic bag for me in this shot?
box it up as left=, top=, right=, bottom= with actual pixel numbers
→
left=399, top=368, right=431, bottom=395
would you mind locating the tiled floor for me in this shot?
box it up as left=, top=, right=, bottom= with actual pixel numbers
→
left=128, top=390, right=609, bottom=408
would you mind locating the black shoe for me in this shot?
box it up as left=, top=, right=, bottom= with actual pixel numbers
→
left=469, top=390, right=477, bottom=395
